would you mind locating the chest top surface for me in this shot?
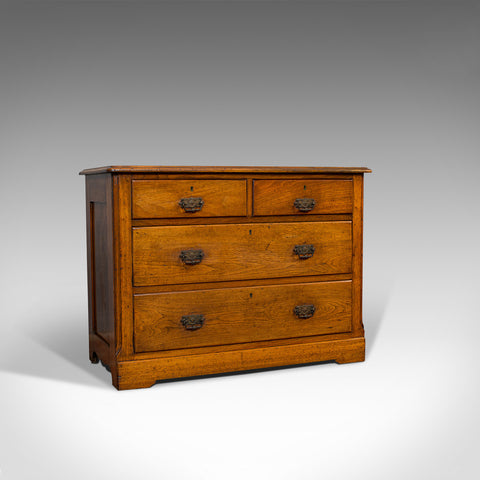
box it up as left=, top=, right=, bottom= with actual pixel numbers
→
left=80, top=165, right=372, bottom=175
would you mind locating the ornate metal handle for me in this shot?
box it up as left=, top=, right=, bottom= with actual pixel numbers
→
left=179, top=197, right=204, bottom=213
left=181, top=314, right=205, bottom=330
left=293, top=244, right=315, bottom=259
left=294, top=198, right=316, bottom=212
left=180, top=249, right=204, bottom=265
left=294, top=304, right=316, bottom=319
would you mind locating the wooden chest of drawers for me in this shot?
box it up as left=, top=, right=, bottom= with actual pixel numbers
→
left=80, top=166, right=371, bottom=390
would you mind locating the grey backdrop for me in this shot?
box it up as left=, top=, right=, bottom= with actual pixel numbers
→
left=1, top=1, right=479, bottom=479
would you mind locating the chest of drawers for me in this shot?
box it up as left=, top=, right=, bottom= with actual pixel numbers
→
left=80, top=166, right=371, bottom=390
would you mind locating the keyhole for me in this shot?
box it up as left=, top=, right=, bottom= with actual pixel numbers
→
left=190, top=186, right=194, bottom=191
left=249, top=229, right=252, bottom=235
left=250, top=293, right=253, bottom=298
left=304, top=185, right=307, bottom=190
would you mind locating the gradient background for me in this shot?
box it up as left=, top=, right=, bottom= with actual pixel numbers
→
left=1, top=1, right=479, bottom=479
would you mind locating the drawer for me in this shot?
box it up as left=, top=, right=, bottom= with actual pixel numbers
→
left=253, top=179, right=353, bottom=216
left=134, top=280, right=352, bottom=352
left=133, top=221, right=352, bottom=286
left=132, top=179, right=247, bottom=218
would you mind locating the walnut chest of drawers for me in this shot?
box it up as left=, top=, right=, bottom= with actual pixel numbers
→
left=80, top=165, right=371, bottom=390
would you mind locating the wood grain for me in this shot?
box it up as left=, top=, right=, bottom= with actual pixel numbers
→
left=82, top=166, right=370, bottom=389
left=352, top=174, right=365, bottom=337
left=85, top=174, right=115, bottom=364
left=253, top=179, right=353, bottom=215
left=112, top=175, right=135, bottom=364
left=133, top=273, right=352, bottom=293
left=80, top=166, right=372, bottom=175
left=132, top=179, right=247, bottom=218
left=115, top=337, right=365, bottom=390
left=132, top=221, right=352, bottom=286
left=131, top=214, right=352, bottom=227
left=131, top=330, right=357, bottom=361
left=134, top=280, right=352, bottom=352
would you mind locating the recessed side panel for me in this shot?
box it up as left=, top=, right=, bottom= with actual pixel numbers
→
left=86, top=174, right=114, bottom=349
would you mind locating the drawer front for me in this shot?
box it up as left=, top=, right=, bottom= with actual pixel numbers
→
left=253, top=179, right=353, bottom=216
left=133, top=221, right=352, bottom=286
left=132, top=179, right=247, bottom=219
left=134, top=281, right=352, bottom=352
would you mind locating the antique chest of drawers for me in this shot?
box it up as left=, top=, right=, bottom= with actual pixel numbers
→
left=80, top=166, right=371, bottom=390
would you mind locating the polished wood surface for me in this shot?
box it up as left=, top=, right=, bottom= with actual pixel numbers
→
left=132, top=221, right=352, bottom=286
left=85, top=174, right=115, bottom=361
left=113, top=175, right=135, bottom=363
left=133, top=273, right=352, bottom=294
left=116, top=337, right=365, bottom=390
left=81, top=165, right=372, bottom=175
left=81, top=166, right=370, bottom=389
left=131, top=213, right=352, bottom=227
left=134, top=280, right=352, bottom=352
left=253, top=179, right=353, bottom=216
left=132, top=179, right=247, bottom=219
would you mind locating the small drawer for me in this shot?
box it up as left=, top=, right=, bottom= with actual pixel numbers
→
left=132, top=179, right=247, bottom=219
left=253, top=179, right=353, bottom=216
left=134, top=280, right=352, bottom=352
left=132, top=221, right=352, bottom=286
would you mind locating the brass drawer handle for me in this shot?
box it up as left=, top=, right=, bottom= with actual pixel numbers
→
left=180, top=249, right=205, bottom=265
left=294, top=198, right=316, bottom=212
left=294, top=304, right=316, bottom=319
left=293, top=244, right=315, bottom=259
left=181, top=314, right=205, bottom=330
left=179, top=197, right=204, bottom=213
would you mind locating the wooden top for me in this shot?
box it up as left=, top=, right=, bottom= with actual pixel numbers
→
left=80, top=165, right=372, bottom=175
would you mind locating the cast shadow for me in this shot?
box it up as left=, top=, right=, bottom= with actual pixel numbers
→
left=364, top=286, right=392, bottom=357
left=2, top=287, right=391, bottom=389
left=1, top=313, right=110, bottom=389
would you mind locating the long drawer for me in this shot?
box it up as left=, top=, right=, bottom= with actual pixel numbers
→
left=134, top=280, right=352, bottom=352
left=133, top=221, right=352, bottom=286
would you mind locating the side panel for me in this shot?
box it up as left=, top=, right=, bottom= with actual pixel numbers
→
left=352, top=174, right=365, bottom=337
left=85, top=174, right=115, bottom=362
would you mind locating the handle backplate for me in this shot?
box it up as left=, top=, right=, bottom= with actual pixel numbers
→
left=180, top=249, right=205, bottom=265
left=181, top=314, right=205, bottom=330
left=294, top=198, right=316, bottom=212
left=294, top=304, right=316, bottom=319
left=293, top=244, right=315, bottom=259
left=179, top=197, right=204, bottom=213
